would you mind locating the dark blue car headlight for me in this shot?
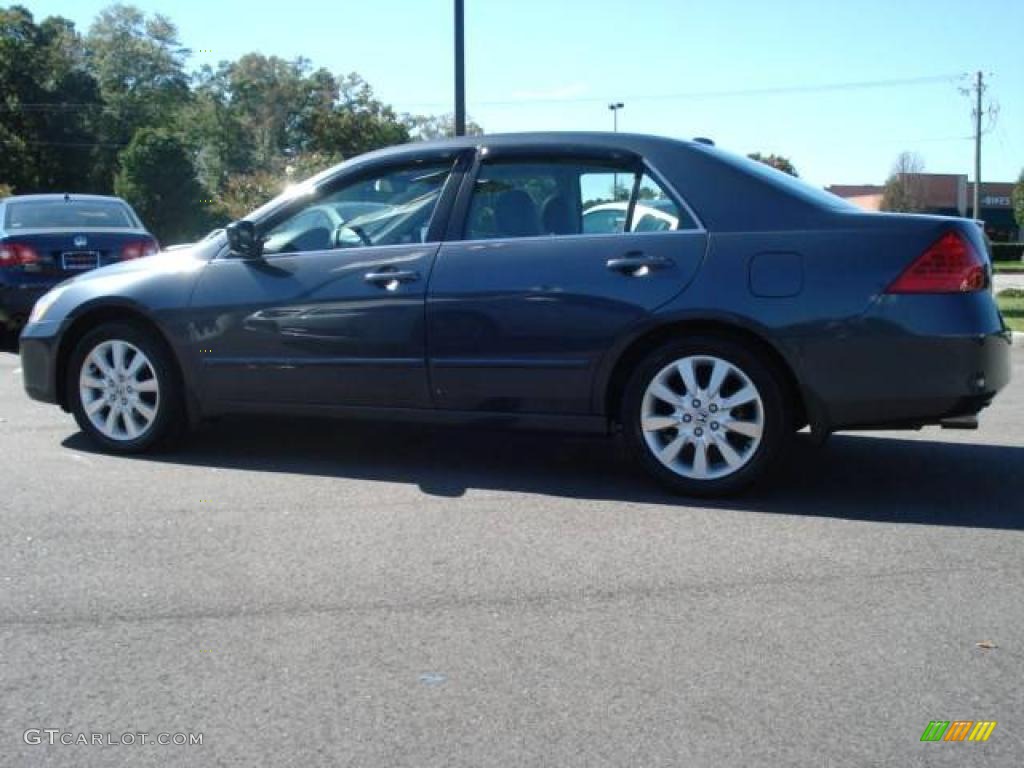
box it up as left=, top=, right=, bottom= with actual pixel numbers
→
left=28, top=284, right=70, bottom=324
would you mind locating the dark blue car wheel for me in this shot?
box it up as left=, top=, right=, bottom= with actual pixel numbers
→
left=623, top=336, right=793, bottom=496
left=68, top=322, right=183, bottom=453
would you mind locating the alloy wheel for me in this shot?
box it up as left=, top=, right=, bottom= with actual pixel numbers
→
left=640, top=354, right=765, bottom=480
left=78, top=339, right=161, bottom=442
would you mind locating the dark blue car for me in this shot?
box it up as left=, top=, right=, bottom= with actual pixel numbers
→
left=18, top=133, right=1012, bottom=495
left=0, top=194, right=158, bottom=341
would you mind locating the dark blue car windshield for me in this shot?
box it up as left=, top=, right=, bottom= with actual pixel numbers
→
left=4, top=200, right=138, bottom=229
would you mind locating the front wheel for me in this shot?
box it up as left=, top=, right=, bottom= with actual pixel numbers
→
left=623, top=337, right=793, bottom=496
left=68, top=322, right=182, bottom=453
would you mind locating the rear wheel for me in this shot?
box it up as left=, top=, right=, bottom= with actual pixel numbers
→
left=68, top=322, right=182, bottom=452
left=623, top=337, right=792, bottom=496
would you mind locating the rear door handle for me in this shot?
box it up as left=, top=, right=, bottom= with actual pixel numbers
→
left=364, top=269, right=420, bottom=288
left=606, top=252, right=673, bottom=274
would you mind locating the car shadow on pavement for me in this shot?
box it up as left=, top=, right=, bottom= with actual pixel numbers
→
left=63, top=416, right=1024, bottom=530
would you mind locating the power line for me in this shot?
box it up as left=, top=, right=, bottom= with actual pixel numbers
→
left=0, top=73, right=963, bottom=113
left=393, top=73, right=962, bottom=109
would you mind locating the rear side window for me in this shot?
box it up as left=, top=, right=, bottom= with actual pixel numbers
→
left=5, top=200, right=137, bottom=229
left=464, top=158, right=696, bottom=240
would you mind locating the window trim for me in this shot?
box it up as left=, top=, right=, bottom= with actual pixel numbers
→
left=446, top=147, right=706, bottom=244
left=221, top=151, right=472, bottom=261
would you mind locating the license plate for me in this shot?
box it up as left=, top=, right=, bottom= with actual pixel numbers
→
left=61, top=251, right=100, bottom=270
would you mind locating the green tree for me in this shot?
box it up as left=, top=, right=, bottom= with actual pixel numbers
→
left=0, top=7, right=102, bottom=192
left=218, top=170, right=285, bottom=220
left=114, top=128, right=208, bottom=243
left=747, top=152, right=798, bottom=177
left=86, top=4, right=191, bottom=188
left=404, top=112, right=484, bottom=141
left=306, top=73, right=410, bottom=158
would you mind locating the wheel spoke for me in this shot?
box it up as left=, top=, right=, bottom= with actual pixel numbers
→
left=126, top=351, right=147, bottom=377
left=103, top=407, right=120, bottom=436
left=659, top=435, right=687, bottom=464
left=675, top=358, right=700, bottom=397
left=691, top=439, right=709, bottom=477
left=642, top=415, right=678, bottom=432
left=713, top=434, right=743, bottom=467
left=84, top=396, right=107, bottom=415
left=122, top=411, right=140, bottom=439
left=649, top=381, right=682, bottom=407
left=133, top=401, right=156, bottom=422
left=134, top=379, right=158, bottom=393
left=720, top=386, right=757, bottom=410
left=725, top=418, right=762, bottom=439
left=706, top=359, right=729, bottom=399
left=90, top=352, right=114, bottom=378
left=112, top=341, right=127, bottom=373
left=81, top=375, right=105, bottom=390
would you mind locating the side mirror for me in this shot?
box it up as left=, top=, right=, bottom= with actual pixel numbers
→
left=225, top=220, right=262, bottom=259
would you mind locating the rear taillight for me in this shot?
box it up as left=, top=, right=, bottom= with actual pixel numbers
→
left=121, top=238, right=159, bottom=260
left=885, top=231, right=986, bottom=294
left=0, top=242, right=40, bottom=267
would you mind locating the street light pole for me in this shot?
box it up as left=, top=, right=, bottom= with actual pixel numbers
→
left=608, top=102, right=624, bottom=132
left=454, top=0, right=466, bottom=137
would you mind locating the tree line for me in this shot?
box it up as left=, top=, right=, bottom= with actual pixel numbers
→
left=0, top=3, right=479, bottom=243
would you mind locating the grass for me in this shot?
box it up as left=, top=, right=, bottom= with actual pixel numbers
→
left=997, top=289, right=1024, bottom=332
left=993, top=261, right=1024, bottom=274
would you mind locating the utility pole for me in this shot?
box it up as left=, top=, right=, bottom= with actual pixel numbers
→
left=972, top=70, right=983, bottom=220
left=608, top=102, right=624, bottom=132
left=454, top=0, right=466, bottom=137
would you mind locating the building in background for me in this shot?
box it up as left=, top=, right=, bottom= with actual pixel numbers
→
left=827, top=174, right=1019, bottom=242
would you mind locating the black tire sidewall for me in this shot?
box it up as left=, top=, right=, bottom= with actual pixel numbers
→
left=68, top=322, right=180, bottom=453
left=623, top=336, right=792, bottom=496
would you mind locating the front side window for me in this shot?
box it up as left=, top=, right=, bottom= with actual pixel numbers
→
left=262, top=161, right=453, bottom=256
left=464, top=157, right=695, bottom=241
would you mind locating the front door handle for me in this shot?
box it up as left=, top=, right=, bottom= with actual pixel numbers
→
left=606, top=252, right=673, bottom=274
left=364, top=269, right=420, bottom=288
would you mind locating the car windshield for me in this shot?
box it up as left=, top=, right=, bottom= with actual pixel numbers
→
left=4, top=200, right=138, bottom=229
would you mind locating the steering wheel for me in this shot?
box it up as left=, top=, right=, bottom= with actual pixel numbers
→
left=334, top=224, right=373, bottom=248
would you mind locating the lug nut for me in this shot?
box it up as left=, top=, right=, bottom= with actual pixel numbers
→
left=682, top=414, right=692, bottom=423
left=694, top=427, right=704, bottom=437
left=709, top=404, right=718, bottom=413
left=692, top=399, right=701, bottom=408
left=710, top=422, right=719, bottom=431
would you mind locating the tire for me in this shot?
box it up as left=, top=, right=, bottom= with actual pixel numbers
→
left=68, top=322, right=184, bottom=453
left=622, top=336, right=793, bottom=496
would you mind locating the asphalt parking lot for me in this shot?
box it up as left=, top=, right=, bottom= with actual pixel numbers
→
left=1, top=345, right=1022, bottom=767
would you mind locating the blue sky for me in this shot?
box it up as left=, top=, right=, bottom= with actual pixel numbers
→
left=28, top=0, right=1024, bottom=186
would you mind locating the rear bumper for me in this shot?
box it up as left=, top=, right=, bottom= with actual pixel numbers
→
left=19, top=324, right=61, bottom=404
left=794, top=294, right=1012, bottom=431
left=0, top=282, right=54, bottom=329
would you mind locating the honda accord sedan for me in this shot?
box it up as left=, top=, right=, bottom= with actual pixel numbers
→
left=19, top=133, right=1012, bottom=495
left=1, top=193, right=158, bottom=343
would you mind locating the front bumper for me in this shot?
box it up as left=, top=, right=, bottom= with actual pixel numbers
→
left=20, top=322, right=62, bottom=405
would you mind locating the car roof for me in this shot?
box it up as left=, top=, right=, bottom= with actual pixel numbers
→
left=355, top=131, right=698, bottom=162
left=1, top=193, right=133, bottom=205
